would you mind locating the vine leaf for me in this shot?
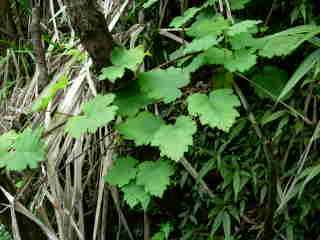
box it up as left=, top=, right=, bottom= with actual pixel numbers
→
left=187, top=89, right=241, bottom=132
left=122, top=183, right=151, bottom=209
left=104, top=156, right=138, bottom=187
left=65, top=94, right=118, bottom=138
left=117, top=112, right=165, bottom=146
left=169, top=7, right=202, bottom=28
left=99, top=45, right=145, bottom=82
left=0, top=128, right=45, bottom=171
left=98, top=66, right=125, bottom=83
left=114, top=83, right=154, bottom=117
left=138, top=67, right=190, bottom=103
left=32, top=75, right=69, bottom=112
left=136, top=160, right=174, bottom=197
left=151, top=116, right=197, bottom=161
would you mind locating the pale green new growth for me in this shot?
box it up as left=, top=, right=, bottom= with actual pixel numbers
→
left=138, top=67, right=190, bottom=103
left=104, top=156, right=138, bottom=187
left=151, top=116, right=197, bottom=161
left=187, top=89, right=241, bottom=132
left=99, top=45, right=145, bottom=82
left=136, top=160, right=174, bottom=197
left=229, top=0, right=251, bottom=10
left=117, top=111, right=165, bottom=146
left=0, top=128, right=45, bottom=171
left=65, top=94, right=118, bottom=138
left=224, top=49, right=257, bottom=72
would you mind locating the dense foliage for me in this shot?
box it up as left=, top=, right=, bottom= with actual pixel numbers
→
left=1, top=0, right=320, bottom=239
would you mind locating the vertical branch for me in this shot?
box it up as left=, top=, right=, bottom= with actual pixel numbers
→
left=63, top=0, right=115, bottom=69
left=30, top=5, right=49, bottom=89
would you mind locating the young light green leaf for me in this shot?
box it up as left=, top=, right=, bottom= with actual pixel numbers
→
left=227, top=20, right=261, bottom=36
left=187, top=15, right=230, bottom=38
left=136, top=160, right=174, bottom=197
left=104, top=156, right=138, bottom=187
left=278, top=48, right=320, bottom=101
left=32, top=75, right=69, bottom=112
left=65, top=94, right=118, bottom=138
left=183, top=35, right=220, bottom=54
left=114, top=83, right=154, bottom=117
left=98, top=66, right=125, bottom=83
left=117, top=111, right=165, bottom=146
left=122, top=183, right=151, bottom=209
left=111, top=45, right=145, bottom=71
left=138, top=67, right=190, bottom=103
left=169, top=7, right=201, bottom=28
left=0, top=128, right=45, bottom=171
left=187, top=89, right=241, bottom=132
left=151, top=116, right=197, bottom=161
left=229, top=32, right=255, bottom=49
left=222, top=211, right=231, bottom=238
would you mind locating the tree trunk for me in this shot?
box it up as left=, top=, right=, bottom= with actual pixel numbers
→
left=63, top=0, right=115, bottom=70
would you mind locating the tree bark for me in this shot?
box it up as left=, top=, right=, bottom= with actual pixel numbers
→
left=63, top=0, right=115, bottom=70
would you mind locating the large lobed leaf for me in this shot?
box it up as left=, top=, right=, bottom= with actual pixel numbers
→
left=187, top=89, right=241, bottom=132
left=65, top=94, right=118, bottom=138
left=0, top=128, right=45, bottom=171
left=151, top=116, right=197, bottom=161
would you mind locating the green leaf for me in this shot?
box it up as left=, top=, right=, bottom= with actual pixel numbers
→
left=253, top=25, right=320, bottom=58
left=187, top=15, right=230, bottom=38
left=229, top=32, right=255, bottom=49
left=136, top=160, right=174, bottom=197
left=98, top=66, right=125, bottom=83
left=224, top=49, right=257, bottom=72
left=0, top=128, right=45, bottom=171
left=183, top=35, right=220, bottom=54
left=114, top=83, right=154, bottom=117
left=111, top=45, right=145, bottom=71
left=222, top=211, right=231, bottom=238
left=187, top=89, right=241, bottom=132
left=32, top=75, right=69, bottom=112
left=104, top=156, right=138, bottom=187
left=143, top=0, right=158, bottom=8
left=138, top=67, right=190, bottom=103
left=227, top=20, right=261, bottom=36
left=65, top=94, right=118, bottom=138
left=252, top=66, right=289, bottom=99
left=117, top=111, right=165, bottom=146
left=211, top=211, right=223, bottom=235
left=229, top=0, right=251, bottom=10
left=169, top=7, right=201, bottom=28
left=151, top=116, right=197, bottom=161
left=205, top=47, right=233, bottom=65
left=278, top=48, right=320, bottom=101
left=122, top=183, right=151, bottom=209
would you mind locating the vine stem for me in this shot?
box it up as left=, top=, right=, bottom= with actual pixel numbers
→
left=233, top=82, right=277, bottom=240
